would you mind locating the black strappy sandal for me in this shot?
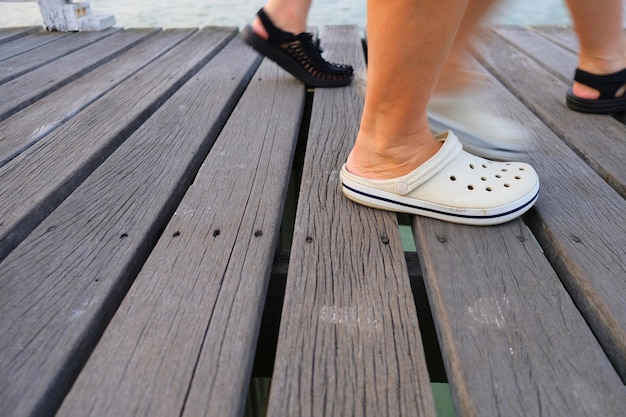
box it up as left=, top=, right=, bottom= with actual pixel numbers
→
left=242, top=8, right=354, bottom=88
left=566, top=68, right=626, bottom=114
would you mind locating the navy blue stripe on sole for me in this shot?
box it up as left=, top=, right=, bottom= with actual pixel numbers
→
left=342, top=182, right=539, bottom=222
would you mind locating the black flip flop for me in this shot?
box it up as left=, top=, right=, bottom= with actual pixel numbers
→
left=566, top=68, right=626, bottom=114
left=241, top=8, right=353, bottom=88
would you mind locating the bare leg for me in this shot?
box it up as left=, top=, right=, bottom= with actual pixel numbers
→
left=425, top=0, right=532, bottom=161
left=566, top=0, right=626, bottom=99
left=436, top=0, right=499, bottom=93
left=252, top=0, right=312, bottom=39
left=346, top=0, right=469, bottom=180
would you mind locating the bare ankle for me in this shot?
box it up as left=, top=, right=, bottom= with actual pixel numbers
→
left=346, top=134, right=442, bottom=180
left=258, top=7, right=306, bottom=36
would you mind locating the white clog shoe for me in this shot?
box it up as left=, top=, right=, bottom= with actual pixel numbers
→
left=340, top=131, right=539, bottom=226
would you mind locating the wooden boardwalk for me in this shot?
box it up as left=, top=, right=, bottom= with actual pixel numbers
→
left=0, top=24, right=625, bottom=417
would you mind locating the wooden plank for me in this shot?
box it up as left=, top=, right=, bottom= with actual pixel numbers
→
left=483, top=26, right=626, bottom=198
left=492, top=25, right=576, bottom=82
left=0, top=29, right=196, bottom=167
left=0, top=28, right=149, bottom=121
left=58, top=43, right=303, bottom=417
left=413, top=219, right=626, bottom=417
left=0, top=26, right=40, bottom=45
left=265, top=26, right=436, bottom=417
left=0, top=27, right=119, bottom=85
left=0, top=34, right=261, bottom=417
left=0, top=29, right=70, bottom=61
left=253, top=251, right=447, bottom=382
left=531, top=25, right=579, bottom=53
left=0, top=29, right=236, bottom=264
left=473, top=27, right=626, bottom=380
left=0, top=28, right=145, bottom=120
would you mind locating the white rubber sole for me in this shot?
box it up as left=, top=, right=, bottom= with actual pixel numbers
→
left=342, top=178, right=539, bottom=226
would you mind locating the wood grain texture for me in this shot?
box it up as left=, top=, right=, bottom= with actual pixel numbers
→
left=0, top=28, right=235, bottom=263
left=265, top=26, right=436, bottom=417
left=0, top=27, right=119, bottom=85
left=0, top=34, right=261, bottom=417
left=473, top=27, right=626, bottom=380
left=0, top=27, right=149, bottom=120
left=0, top=29, right=195, bottom=167
left=56, top=41, right=304, bottom=417
left=413, top=218, right=626, bottom=417
left=0, top=26, right=40, bottom=45
left=531, top=25, right=579, bottom=53
left=0, top=29, right=69, bottom=61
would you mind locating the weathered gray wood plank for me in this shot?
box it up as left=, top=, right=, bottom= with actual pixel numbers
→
left=0, top=34, right=261, bottom=417
left=0, top=29, right=69, bottom=61
left=0, top=29, right=236, bottom=264
left=473, top=27, right=626, bottom=380
left=0, top=29, right=195, bottom=167
left=58, top=43, right=304, bottom=417
left=0, top=26, right=40, bottom=45
left=0, top=27, right=118, bottom=84
left=492, top=25, right=576, bottom=81
left=413, top=218, right=626, bottom=417
left=265, top=26, right=436, bottom=417
left=531, top=25, right=579, bottom=53
left=0, top=28, right=149, bottom=120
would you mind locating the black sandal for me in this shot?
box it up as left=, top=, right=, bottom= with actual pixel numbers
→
left=566, top=68, right=626, bottom=114
left=242, top=8, right=354, bottom=88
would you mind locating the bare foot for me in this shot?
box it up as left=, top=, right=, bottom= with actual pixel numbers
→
left=252, top=17, right=268, bottom=40
left=571, top=81, right=601, bottom=99
left=573, top=56, right=626, bottom=99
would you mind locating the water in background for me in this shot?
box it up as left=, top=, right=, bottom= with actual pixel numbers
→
left=1, top=0, right=573, bottom=29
